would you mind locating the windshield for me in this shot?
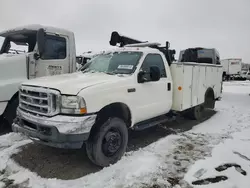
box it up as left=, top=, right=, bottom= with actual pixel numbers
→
left=81, top=51, right=142, bottom=75
left=0, top=32, right=36, bottom=55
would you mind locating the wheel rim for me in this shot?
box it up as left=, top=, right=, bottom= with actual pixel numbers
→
left=102, top=128, right=122, bottom=157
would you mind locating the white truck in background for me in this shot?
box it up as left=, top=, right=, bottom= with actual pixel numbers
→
left=76, top=51, right=104, bottom=70
left=13, top=32, right=223, bottom=167
left=0, top=24, right=79, bottom=130
left=221, top=58, right=242, bottom=81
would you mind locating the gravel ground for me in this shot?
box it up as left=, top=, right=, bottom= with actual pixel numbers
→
left=12, top=110, right=216, bottom=180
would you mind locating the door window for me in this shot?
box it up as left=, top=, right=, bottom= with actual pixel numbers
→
left=140, top=54, right=167, bottom=80
left=41, top=35, right=66, bottom=60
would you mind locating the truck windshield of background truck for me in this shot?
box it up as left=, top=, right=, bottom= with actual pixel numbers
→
left=81, top=51, right=142, bottom=75
left=0, top=32, right=36, bottom=55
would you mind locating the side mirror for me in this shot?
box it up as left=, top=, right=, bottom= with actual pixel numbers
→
left=37, top=28, right=46, bottom=56
left=34, top=53, right=40, bottom=60
left=150, top=66, right=161, bottom=81
left=138, top=71, right=147, bottom=83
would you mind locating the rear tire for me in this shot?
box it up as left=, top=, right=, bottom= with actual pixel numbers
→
left=188, top=105, right=204, bottom=120
left=204, top=90, right=215, bottom=110
left=86, top=117, right=128, bottom=167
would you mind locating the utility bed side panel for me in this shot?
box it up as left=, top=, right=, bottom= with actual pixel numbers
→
left=170, top=62, right=222, bottom=112
left=182, top=66, right=193, bottom=109
left=206, top=66, right=223, bottom=99
left=191, top=66, right=200, bottom=107
left=198, top=67, right=206, bottom=104
left=170, top=64, right=184, bottom=111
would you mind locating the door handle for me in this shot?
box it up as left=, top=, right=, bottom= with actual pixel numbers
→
left=167, top=83, right=171, bottom=91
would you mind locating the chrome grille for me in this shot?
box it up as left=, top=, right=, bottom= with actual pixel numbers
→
left=19, top=85, right=60, bottom=116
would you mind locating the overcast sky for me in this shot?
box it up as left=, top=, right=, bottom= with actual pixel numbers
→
left=0, top=0, right=249, bottom=62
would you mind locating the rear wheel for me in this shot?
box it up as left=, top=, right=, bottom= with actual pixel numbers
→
left=186, top=105, right=204, bottom=120
left=86, top=117, right=128, bottom=167
left=204, top=90, right=215, bottom=110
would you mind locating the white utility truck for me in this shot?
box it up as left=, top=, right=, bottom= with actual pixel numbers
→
left=221, top=58, right=242, bottom=81
left=13, top=32, right=223, bottom=167
left=0, top=24, right=78, bottom=130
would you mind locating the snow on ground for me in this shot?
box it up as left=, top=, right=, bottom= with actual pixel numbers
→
left=0, top=81, right=250, bottom=188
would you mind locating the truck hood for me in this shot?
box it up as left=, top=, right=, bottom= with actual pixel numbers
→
left=22, top=72, right=128, bottom=95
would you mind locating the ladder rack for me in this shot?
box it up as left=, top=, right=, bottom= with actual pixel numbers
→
left=109, top=31, right=176, bottom=65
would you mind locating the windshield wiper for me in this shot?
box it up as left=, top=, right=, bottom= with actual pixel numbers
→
left=105, top=70, right=125, bottom=75
left=105, top=72, right=116, bottom=75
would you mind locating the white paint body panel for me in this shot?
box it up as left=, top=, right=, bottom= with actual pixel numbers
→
left=221, top=59, right=242, bottom=75
left=170, top=62, right=223, bottom=111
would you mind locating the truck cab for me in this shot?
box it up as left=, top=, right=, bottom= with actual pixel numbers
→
left=0, top=24, right=76, bottom=129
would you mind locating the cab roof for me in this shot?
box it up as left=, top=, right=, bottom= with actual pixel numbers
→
left=104, top=46, right=162, bottom=54
left=0, top=24, right=73, bottom=37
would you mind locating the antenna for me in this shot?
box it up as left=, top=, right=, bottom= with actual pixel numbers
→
left=109, top=31, right=176, bottom=65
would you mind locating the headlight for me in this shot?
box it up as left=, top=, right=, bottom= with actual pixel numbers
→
left=61, top=95, right=87, bottom=114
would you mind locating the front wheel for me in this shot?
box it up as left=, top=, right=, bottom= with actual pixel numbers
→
left=86, top=117, right=128, bottom=167
left=0, top=116, right=5, bottom=132
left=4, top=97, right=19, bottom=131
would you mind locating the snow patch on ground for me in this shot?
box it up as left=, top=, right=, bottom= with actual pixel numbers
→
left=184, top=128, right=250, bottom=188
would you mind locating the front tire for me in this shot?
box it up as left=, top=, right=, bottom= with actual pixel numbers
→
left=86, top=117, right=128, bottom=167
left=4, top=97, right=19, bottom=130
left=0, top=116, right=5, bottom=132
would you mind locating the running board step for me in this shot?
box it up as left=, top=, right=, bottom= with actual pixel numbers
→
left=133, top=115, right=171, bottom=131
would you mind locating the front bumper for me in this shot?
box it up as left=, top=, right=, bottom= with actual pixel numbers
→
left=12, top=108, right=97, bottom=149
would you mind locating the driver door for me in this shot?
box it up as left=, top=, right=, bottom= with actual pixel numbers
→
left=134, top=54, right=172, bottom=123
left=32, top=34, right=70, bottom=78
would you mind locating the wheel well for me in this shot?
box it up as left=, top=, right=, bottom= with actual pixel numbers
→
left=88, top=103, right=132, bottom=140
left=4, top=92, right=19, bottom=114
left=96, top=103, right=132, bottom=127
left=10, top=92, right=19, bottom=102
left=204, top=88, right=215, bottom=108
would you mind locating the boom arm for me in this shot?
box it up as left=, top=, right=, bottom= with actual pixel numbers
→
left=109, top=31, right=176, bottom=65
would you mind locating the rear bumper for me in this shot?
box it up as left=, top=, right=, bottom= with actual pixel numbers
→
left=12, top=108, right=97, bottom=149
